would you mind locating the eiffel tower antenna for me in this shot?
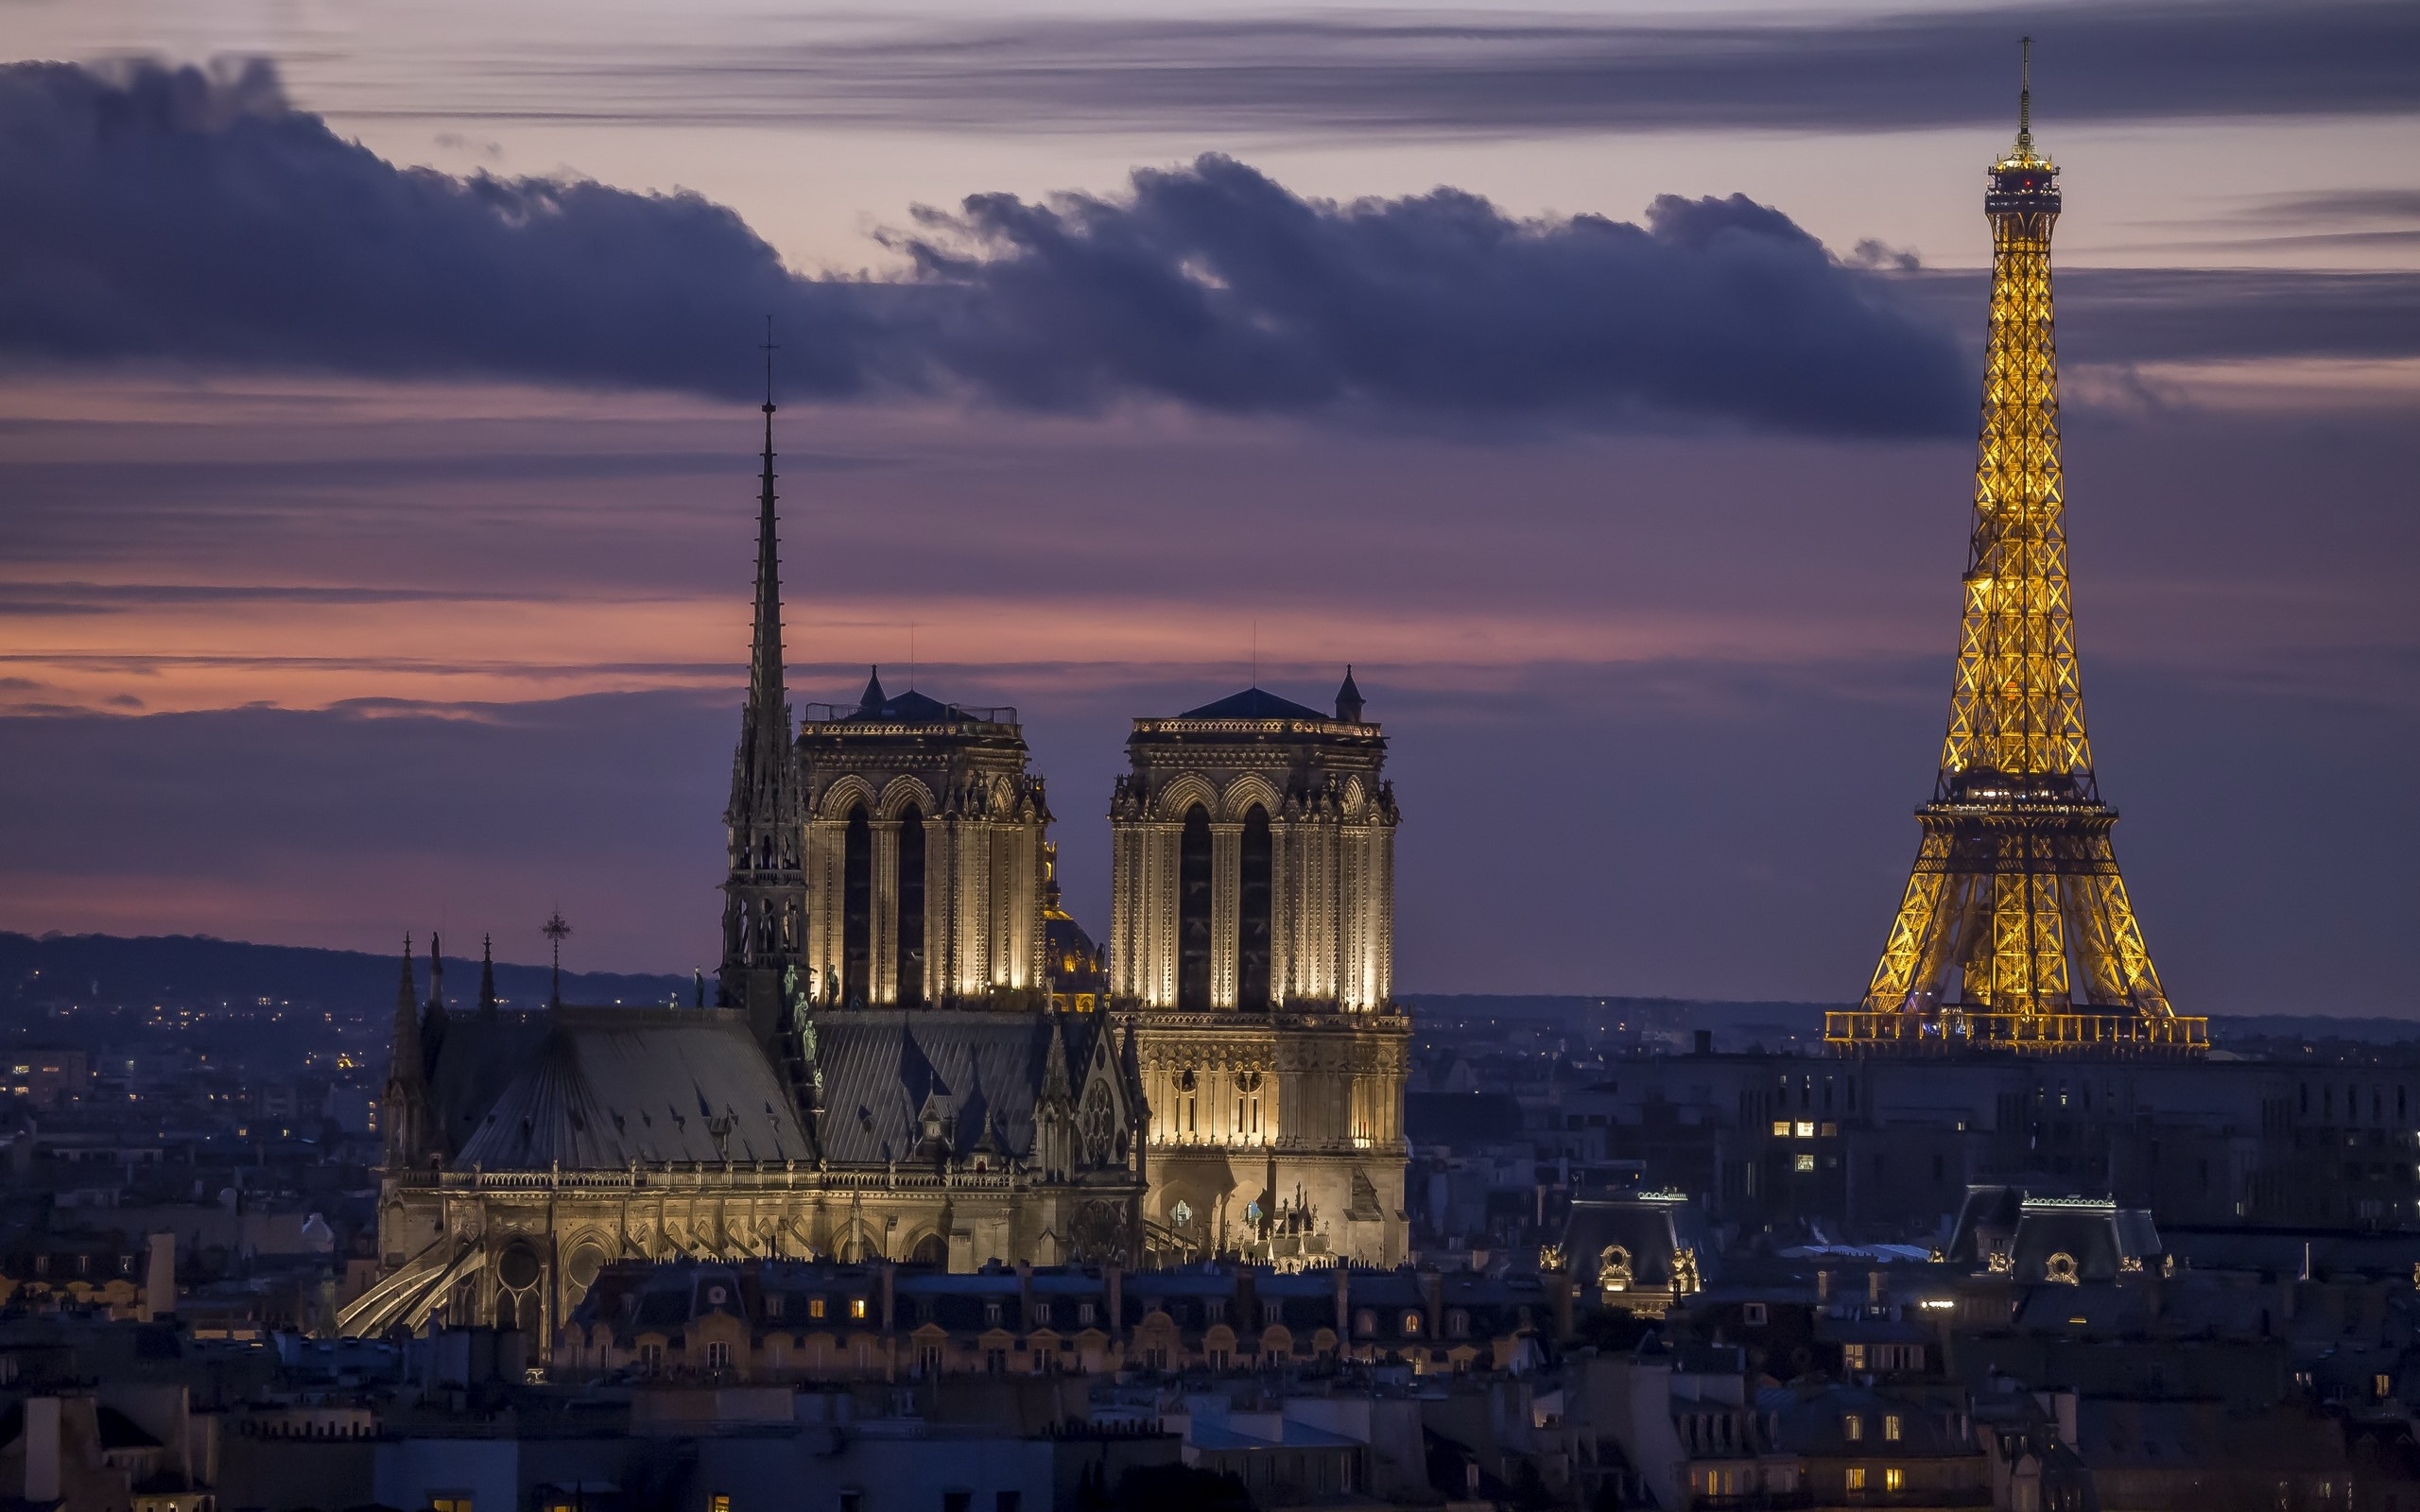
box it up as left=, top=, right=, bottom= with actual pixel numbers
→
left=1829, top=59, right=2204, bottom=1058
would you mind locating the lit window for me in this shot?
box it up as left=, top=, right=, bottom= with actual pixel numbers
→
left=1884, top=1415, right=1902, bottom=1442
left=1403, top=1312, right=1422, bottom=1336
left=1795, top=1153, right=1817, bottom=1173
left=850, top=1298, right=868, bottom=1319
left=808, top=1297, right=827, bottom=1319
left=710, top=1499, right=732, bottom=1512
left=1795, top=1121, right=1816, bottom=1138
left=1843, top=1344, right=1866, bottom=1370
left=2379, top=1373, right=2394, bottom=1397
left=1846, top=1469, right=1867, bottom=1492
left=1772, top=1121, right=1791, bottom=1137
left=432, top=1500, right=475, bottom=1512
left=1886, top=1469, right=1905, bottom=1492
left=1820, top=1122, right=1838, bottom=1138
left=1843, top=1414, right=1863, bottom=1441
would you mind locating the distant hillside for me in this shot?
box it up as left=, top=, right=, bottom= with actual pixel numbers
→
left=0, top=931, right=690, bottom=1013
left=2, top=939, right=2404, bottom=1045
left=1397, top=993, right=2420, bottom=1047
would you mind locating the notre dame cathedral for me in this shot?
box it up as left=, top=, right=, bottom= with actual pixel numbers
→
left=345, top=397, right=1409, bottom=1342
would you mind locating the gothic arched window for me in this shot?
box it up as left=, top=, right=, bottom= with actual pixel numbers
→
left=1081, top=1083, right=1115, bottom=1165
left=897, top=803, right=926, bottom=1006
left=1179, top=804, right=1212, bottom=1010
left=1238, top=804, right=1271, bottom=1010
left=843, top=805, right=873, bottom=1005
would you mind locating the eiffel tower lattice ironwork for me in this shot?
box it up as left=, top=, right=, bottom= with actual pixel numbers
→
left=1828, top=44, right=2204, bottom=1057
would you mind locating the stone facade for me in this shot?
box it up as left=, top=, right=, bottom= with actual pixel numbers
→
left=794, top=674, right=1050, bottom=1010
left=358, top=407, right=1414, bottom=1350
left=1110, top=679, right=1413, bottom=1265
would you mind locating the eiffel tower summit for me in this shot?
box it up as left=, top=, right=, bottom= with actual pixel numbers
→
left=1828, top=45, right=2206, bottom=1058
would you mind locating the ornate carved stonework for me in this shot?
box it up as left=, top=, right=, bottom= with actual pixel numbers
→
left=1108, top=679, right=1411, bottom=1265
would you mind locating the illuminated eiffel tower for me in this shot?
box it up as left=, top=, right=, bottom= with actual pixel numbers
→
left=1828, top=45, right=2205, bottom=1057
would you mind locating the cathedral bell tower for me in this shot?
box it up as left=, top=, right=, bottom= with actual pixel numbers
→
left=792, top=673, right=1053, bottom=1010
left=719, top=345, right=808, bottom=1047
left=1110, top=673, right=1410, bottom=1265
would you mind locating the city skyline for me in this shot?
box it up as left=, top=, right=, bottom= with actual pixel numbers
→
left=0, top=3, right=2413, bottom=1013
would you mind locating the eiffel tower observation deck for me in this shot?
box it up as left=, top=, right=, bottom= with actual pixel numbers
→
left=1828, top=45, right=2206, bottom=1057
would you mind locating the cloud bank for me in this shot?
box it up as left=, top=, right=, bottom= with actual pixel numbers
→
left=302, top=1, right=2420, bottom=137
left=0, top=59, right=1969, bottom=438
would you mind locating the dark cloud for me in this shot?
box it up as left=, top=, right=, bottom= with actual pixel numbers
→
left=374, top=0, right=2418, bottom=135
left=2193, top=189, right=2420, bottom=251
left=1895, top=268, right=2420, bottom=364
left=0, top=59, right=1968, bottom=438
left=0, top=582, right=569, bottom=616
left=2242, top=189, right=2420, bottom=224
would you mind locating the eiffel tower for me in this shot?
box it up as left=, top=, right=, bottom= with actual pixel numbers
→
left=1828, top=45, right=2205, bottom=1057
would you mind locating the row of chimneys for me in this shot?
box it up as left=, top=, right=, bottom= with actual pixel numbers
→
left=791, top=1261, right=1463, bottom=1342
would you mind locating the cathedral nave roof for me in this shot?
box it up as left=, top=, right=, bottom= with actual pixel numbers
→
left=454, top=1007, right=808, bottom=1170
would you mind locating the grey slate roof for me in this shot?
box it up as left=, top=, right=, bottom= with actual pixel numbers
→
left=427, top=1010, right=550, bottom=1160
left=811, top=1008, right=1103, bottom=1166
left=454, top=1008, right=809, bottom=1169
left=1177, top=687, right=1328, bottom=721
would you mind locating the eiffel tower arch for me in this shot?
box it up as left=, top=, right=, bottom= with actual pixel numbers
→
left=1829, top=47, right=2204, bottom=1058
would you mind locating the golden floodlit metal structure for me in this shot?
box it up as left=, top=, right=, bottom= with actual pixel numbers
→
left=1828, top=43, right=2205, bottom=1057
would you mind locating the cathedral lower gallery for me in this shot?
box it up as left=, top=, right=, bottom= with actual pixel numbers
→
left=344, top=399, right=1410, bottom=1343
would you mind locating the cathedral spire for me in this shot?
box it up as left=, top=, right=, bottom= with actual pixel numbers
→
left=478, top=933, right=498, bottom=1016
left=748, top=324, right=787, bottom=731
left=721, top=322, right=809, bottom=1047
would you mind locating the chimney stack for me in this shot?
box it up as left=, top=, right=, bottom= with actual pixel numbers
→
left=142, top=1231, right=178, bottom=1322
left=24, top=1397, right=59, bottom=1503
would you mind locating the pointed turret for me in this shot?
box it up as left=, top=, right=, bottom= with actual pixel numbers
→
left=720, top=328, right=809, bottom=1048
left=383, top=936, right=428, bottom=1168
left=1042, top=1013, right=1072, bottom=1102
left=858, top=665, right=886, bottom=713
left=477, top=934, right=498, bottom=1016
left=390, top=936, right=422, bottom=1082
left=1334, top=665, right=1364, bottom=724
left=424, top=931, right=450, bottom=1054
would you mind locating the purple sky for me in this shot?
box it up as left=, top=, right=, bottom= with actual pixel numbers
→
left=1, top=3, right=2414, bottom=1013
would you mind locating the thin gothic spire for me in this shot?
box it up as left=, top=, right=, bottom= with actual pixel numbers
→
left=750, top=316, right=786, bottom=723
left=721, top=320, right=809, bottom=1027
